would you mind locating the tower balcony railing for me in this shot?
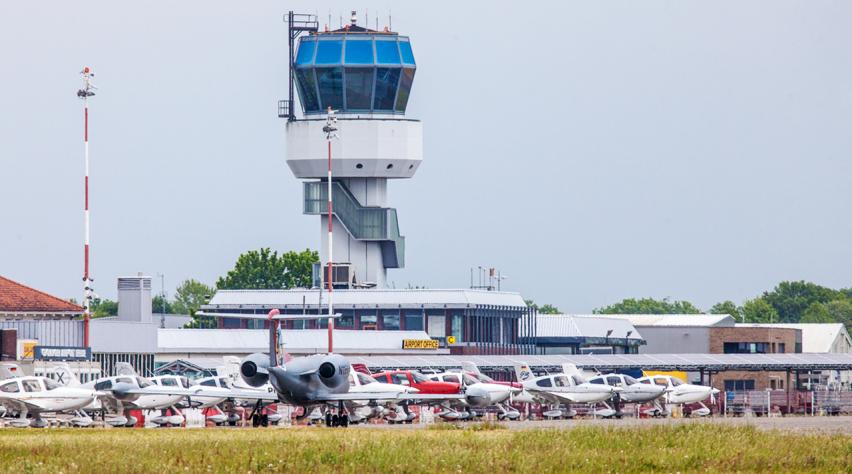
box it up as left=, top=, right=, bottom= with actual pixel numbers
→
left=303, top=181, right=405, bottom=268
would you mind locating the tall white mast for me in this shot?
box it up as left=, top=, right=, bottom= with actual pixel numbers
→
left=77, top=66, right=96, bottom=347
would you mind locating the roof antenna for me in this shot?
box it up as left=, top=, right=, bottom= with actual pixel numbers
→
left=350, top=10, right=357, bottom=25
left=389, top=10, right=392, bottom=31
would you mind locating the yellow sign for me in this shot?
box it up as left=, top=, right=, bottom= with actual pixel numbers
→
left=402, top=339, right=439, bottom=350
left=21, top=340, right=38, bottom=359
left=446, top=336, right=457, bottom=344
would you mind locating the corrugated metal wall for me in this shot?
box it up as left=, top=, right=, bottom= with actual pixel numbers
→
left=0, top=320, right=84, bottom=346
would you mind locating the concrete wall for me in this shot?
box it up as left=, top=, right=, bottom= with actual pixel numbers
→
left=635, top=327, right=711, bottom=353
left=90, top=320, right=157, bottom=353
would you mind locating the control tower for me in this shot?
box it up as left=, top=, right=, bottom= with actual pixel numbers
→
left=282, top=12, right=420, bottom=289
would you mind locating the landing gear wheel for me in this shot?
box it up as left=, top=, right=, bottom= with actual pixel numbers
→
left=340, top=416, right=349, bottom=428
left=251, top=414, right=260, bottom=427
left=331, top=414, right=339, bottom=427
left=326, top=412, right=333, bottom=427
left=261, top=414, right=269, bottom=427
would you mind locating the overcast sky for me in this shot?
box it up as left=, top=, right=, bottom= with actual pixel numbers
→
left=1, top=1, right=850, bottom=312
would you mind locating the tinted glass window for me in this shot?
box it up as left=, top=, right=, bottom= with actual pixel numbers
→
left=161, top=378, right=178, bottom=386
left=218, top=378, right=229, bottom=387
left=344, top=68, right=373, bottom=109
left=654, top=378, right=669, bottom=387
left=373, top=68, right=400, bottom=110
left=404, top=312, right=423, bottom=331
left=316, top=67, right=344, bottom=111
left=382, top=313, right=400, bottom=330
left=607, top=376, right=622, bottom=386
left=200, top=379, right=216, bottom=387
left=295, top=40, right=316, bottom=65
left=315, top=40, right=343, bottom=64
left=43, top=379, right=61, bottom=390
left=372, top=374, right=388, bottom=383
left=0, top=381, right=19, bottom=393
left=395, top=68, right=415, bottom=112
left=554, top=376, right=569, bottom=387
left=296, top=69, right=320, bottom=112
left=359, top=314, right=377, bottom=330
left=94, top=380, right=112, bottom=390
left=536, top=378, right=552, bottom=388
left=375, top=40, right=400, bottom=64
left=399, top=41, right=415, bottom=65
left=116, top=377, right=133, bottom=384
left=344, top=39, right=373, bottom=64
left=22, top=380, right=41, bottom=392
left=589, top=377, right=605, bottom=385
left=391, top=373, right=410, bottom=385
left=411, top=372, right=430, bottom=383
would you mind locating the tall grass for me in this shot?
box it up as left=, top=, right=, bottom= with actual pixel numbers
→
left=0, top=424, right=849, bottom=473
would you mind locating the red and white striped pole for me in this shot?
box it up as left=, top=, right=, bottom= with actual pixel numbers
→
left=323, top=107, right=338, bottom=353
left=78, top=67, right=96, bottom=347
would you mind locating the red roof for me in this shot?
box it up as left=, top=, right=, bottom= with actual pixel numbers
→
left=0, top=275, right=83, bottom=313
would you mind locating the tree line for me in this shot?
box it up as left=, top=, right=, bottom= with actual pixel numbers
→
left=594, top=281, right=852, bottom=337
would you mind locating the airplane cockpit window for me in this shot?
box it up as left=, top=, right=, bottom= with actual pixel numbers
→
left=22, top=380, right=42, bottom=392
left=462, top=374, right=480, bottom=386
left=571, top=375, right=585, bottom=386
left=639, top=378, right=651, bottom=384
left=218, top=378, right=230, bottom=388
left=372, top=374, right=388, bottom=384
left=94, top=380, right=112, bottom=390
left=136, top=377, right=153, bottom=388
left=391, top=373, right=410, bottom=385
left=179, top=377, right=191, bottom=389
left=653, top=377, right=669, bottom=387
left=623, top=375, right=638, bottom=385
left=589, top=377, right=605, bottom=385
left=0, top=381, right=19, bottom=393
left=669, top=378, right=683, bottom=386
left=200, top=378, right=217, bottom=387
left=116, top=377, right=134, bottom=385
left=160, top=378, right=178, bottom=387
left=553, top=376, right=570, bottom=387
left=606, top=376, right=623, bottom=386
left=43, top=379, right=61, bottom=391
left=411, top=372, right=430, bottom=384
left=536, top=378, right=552, bottom=388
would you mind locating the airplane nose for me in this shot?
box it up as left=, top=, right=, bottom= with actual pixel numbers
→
left=111, top=382, right=137, bottom=401
left=465, top=386, right=490, bottom=407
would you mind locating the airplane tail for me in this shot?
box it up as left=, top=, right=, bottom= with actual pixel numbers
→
left=513, top=364, right=534, bottom=383
left=115, top=362, right=137, bottom=376
left=53, top=363, right=81, bottom=387
left=0, top=363, right=22, bottom=380
left=352, top=363, right=371, bottom=375
left=561, top=363, right=587, bottom=383
left=462, top=362, right=481, bottom=375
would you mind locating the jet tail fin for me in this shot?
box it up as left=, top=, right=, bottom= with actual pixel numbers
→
left=53, top=363, right=81, bottom=387
left=352, top=363, right=371, bottom=376
left=513, top=363, right=534, bottom=383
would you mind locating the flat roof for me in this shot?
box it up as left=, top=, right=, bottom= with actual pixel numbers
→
left=346, top=353, right=852, bottom=372
left=204, top=288, right=529, bottom=311
left=577, top=314, right=736, bottom=328
left=738, top=323, right=852, bottom=353
left=527, top=314, right=643, bottom=341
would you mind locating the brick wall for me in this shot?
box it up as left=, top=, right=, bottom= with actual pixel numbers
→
left=709, top=327, right=800, bottom=391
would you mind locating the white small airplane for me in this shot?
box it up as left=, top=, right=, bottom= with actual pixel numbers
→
left=0, top=364, right=100, bottom=427
left=585, top=373, right=667, bottom=418
left=346, top=368, right=418, bottom=424
left=79, top=364, right=187, bottom=427
left=514, top=363, right=617, bottom=419
left=635, top=374, right=720, bottom=417
left=427, top=370, right=522, bottom=420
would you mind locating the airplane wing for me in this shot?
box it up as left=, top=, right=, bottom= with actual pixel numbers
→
left=0, top=395, right=44, bottom=412
left=524, top=388, right=582, bottom=404
left=318, top=392, right=466, bottom=402
left=115, top=387, right=278, bottom=401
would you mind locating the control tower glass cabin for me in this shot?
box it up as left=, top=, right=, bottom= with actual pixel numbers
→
left=287, top=21, right=421, bottom=289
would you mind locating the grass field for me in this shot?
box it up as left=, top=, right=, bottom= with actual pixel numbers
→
left=0, top=423, right=850, bottom=473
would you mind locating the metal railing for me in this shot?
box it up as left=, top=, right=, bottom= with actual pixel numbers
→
left=278, top=100, right=291, bottom=119
left=303, top=181, right=405, bottom=268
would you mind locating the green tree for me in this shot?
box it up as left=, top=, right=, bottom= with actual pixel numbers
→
left=801, top=300, right=852, bottom=337
left=89, top=298, right=118, bottom=318
left=216, top=248, right=318, bottom=290
left=740, top=298, right=779, bottom=323
left=800, top=302, right=834, bottom=323
left=595, top=297, right=701, bottom=314
left=710, top=300, right=741, bottom=321
left=762, top=281, right=842, bottom=323
left=173, top=279, right=215, bottom=316
left=152, top=294, right=173, bottom=314
left=539, top=304, right=560, bottom=314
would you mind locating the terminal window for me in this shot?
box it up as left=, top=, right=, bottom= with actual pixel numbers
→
left=724, top=380, right=755, bottom=391
left=723, top=342, right=769, bottom=354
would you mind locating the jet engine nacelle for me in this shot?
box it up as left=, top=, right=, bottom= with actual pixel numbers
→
left=318, top=357, right=349, bottom=389
left=240, top=353, right=271, bottom=387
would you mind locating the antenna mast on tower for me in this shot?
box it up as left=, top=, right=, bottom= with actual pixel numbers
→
left=77, top=67, right=96, bottom=347
left=323, top=107, right=338, bottom=353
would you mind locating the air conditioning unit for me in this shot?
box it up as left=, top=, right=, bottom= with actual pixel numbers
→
left=322, top=263, right=356, bottom=289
